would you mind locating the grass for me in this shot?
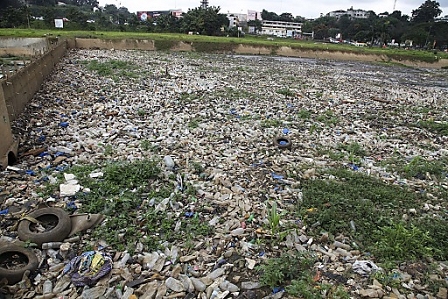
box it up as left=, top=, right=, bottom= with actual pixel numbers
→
left=261, top=118, right=282, bottom=128
left=257, top=252, right=350, bottom=298
left=299, top=168, right=448, bottom=261
left=382, top=154, right=447, bottom=180
left=87, top=59, right=137, bottom=78
left=60, top=160, right=213, bottom=253
left=415, top=120, right=448, bottom=136
left=316, top=110, right=339, bottom=126
left=276, top=88, right=295, bottom=97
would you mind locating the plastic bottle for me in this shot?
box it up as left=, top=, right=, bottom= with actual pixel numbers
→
left=43, top=279, right=53, bottom=294
left=163, top=155, right=175, bottom=170
left=42, top=242, right=62, bottom=249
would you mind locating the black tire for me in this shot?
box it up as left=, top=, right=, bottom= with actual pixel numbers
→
left=0, top=244, right=38, bottom=285
left=17, top=207, right=72, bottom=247
left=273, top=136, right=292, bottom=150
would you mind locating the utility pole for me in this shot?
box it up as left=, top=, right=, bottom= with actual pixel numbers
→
left=200, top=0, right=209, bottom=9
left=393, top=0, right=397, bottom=11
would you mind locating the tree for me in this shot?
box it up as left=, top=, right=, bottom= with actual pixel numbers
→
left=411, top=0, right=442, bottom=23
left=62, top=0, right=98, bottom=10
left=155, top=14, right=180, bottom=32
left=180, top=6, right=228, bottom=36
left=278, top=12, right=293, bottom=22
left=0, top=5, right=29, bottom=28
left=261, top=9, right=278, bottom=21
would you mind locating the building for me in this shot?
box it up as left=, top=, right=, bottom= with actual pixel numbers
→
left=328, top=7, right=371, bottom=19
left=247, top=10, right=262, bottom=21
left=137, top=10, right=182, bottom=21
left=226, top=13, right=248, bottom=28
left=261, top=20, right=302, bottom=37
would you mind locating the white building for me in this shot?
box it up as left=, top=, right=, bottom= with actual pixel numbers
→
left=226, top=13, right=248, bottom=28
left=328, top=7, right=371, bottom=19
left=261, top=20, right=302, bottom=37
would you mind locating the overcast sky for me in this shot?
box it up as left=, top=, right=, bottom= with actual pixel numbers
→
left=98, top=0, right=448, bottom=19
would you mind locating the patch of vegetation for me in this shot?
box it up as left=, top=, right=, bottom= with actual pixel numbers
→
left=188, top=118, right=200, bottom=128
left=267, top=202, right=281, bottom=234
left=258, top=253, right=350, bottom=298
left=276, top=88, right=295, bottom=97
left=316, top=110, right=339, bottom=126
left=298, top=109, right=312, bottom=119
left=66, top=160, right=213, bottom=252
left=372, top=222, right=434, bottom=261
left=338, top=142, right=366, bottom=157
left=415, top=120, right=448, bottom=136
left=140, top=139, right=151, bottom=151
left=137, top=108, right=146, bottom=116
left=87, top=59, right=137, bottom=78
left=403, top=156, right=447, bottom=179
left=257, top=252, right=315, bottom=289
left=261, top=118, right=282, bottom=128
left=299, top=168, right=447, bottom=261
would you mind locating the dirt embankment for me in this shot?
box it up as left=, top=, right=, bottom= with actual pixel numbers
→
left=71, top=38, right=448, bottom=69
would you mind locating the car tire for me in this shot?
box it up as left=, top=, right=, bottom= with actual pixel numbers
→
left=18, top=207, right=72, bottom=247
left=0, top=244, right=39, bottom=285
left=273, top=136, right=292, bottom=150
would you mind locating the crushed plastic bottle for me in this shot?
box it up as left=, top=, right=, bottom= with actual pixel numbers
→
left=163, top=155, right=175, bottom=170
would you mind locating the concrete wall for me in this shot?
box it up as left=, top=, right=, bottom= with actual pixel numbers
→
left=2, top=41, right=67, bottom=121
left=73, top=38, right=156, bottom=50
left=0, top=40, right=66, bottom=169
left=0, top=37, right=51, bottom=56
left=0, top=85, right=18, bottom=170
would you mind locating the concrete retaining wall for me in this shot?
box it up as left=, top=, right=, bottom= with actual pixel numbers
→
left=2, top=41, right=67, bottom=121
left=73, top=38, right=156, bottom=50
left=0, top=37, right=51, bottom=56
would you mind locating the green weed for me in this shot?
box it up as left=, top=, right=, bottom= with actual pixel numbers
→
left=67, top=160, right=213, bottom=252
left=87, top=59, right=137, bottom=77
left=403, top=156, right=446, bottom=179
left=276, top=88, right=295, bottom=97
left=298, top=109, right=312, bottom=119
left=257, top=252, right=315, bottom=289
left=267, top=201, right=281, bottom=234
left=372, top=222, right=434, bottom=261
left=316, top=110, right=339, bottom=126
left=415, top=120, right=448, bottom=136
left=300, top=168, right=448, bottom=261
left=261, top=118, right=282, bottom=128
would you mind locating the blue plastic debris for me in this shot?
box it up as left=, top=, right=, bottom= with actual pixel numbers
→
left=185, top=211, right=194, bottom=218
left=55, top=166, right=68, bottom=172
left=0, top=208, right=9, bottom=215
left=279, top=140, right=288, bottom=146
left=26, top=170, right=36, bottom=176
left=54, top=151, right=67, bottom=157
left=38, top=152, right=49, bottom=158
left=271, top=173, right=284, bottom=180
left=229, top=108, right=238, bottom=115
left=38, top=135, right=46, bottom=143
left=66, top=201, right=77, bottom=211
left=348, top=164, right=359, bottom=171
left=282, top=128, right=290, bottom=135
left=272, top=287, right=284, bottom=294
left=59, top=122, right=69, bottom=128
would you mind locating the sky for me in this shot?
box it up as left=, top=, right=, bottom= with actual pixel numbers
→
left=99, top=0, right=448, bottom=19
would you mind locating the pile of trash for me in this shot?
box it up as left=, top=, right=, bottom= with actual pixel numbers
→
left=0, top=49, right=447, bottom=299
